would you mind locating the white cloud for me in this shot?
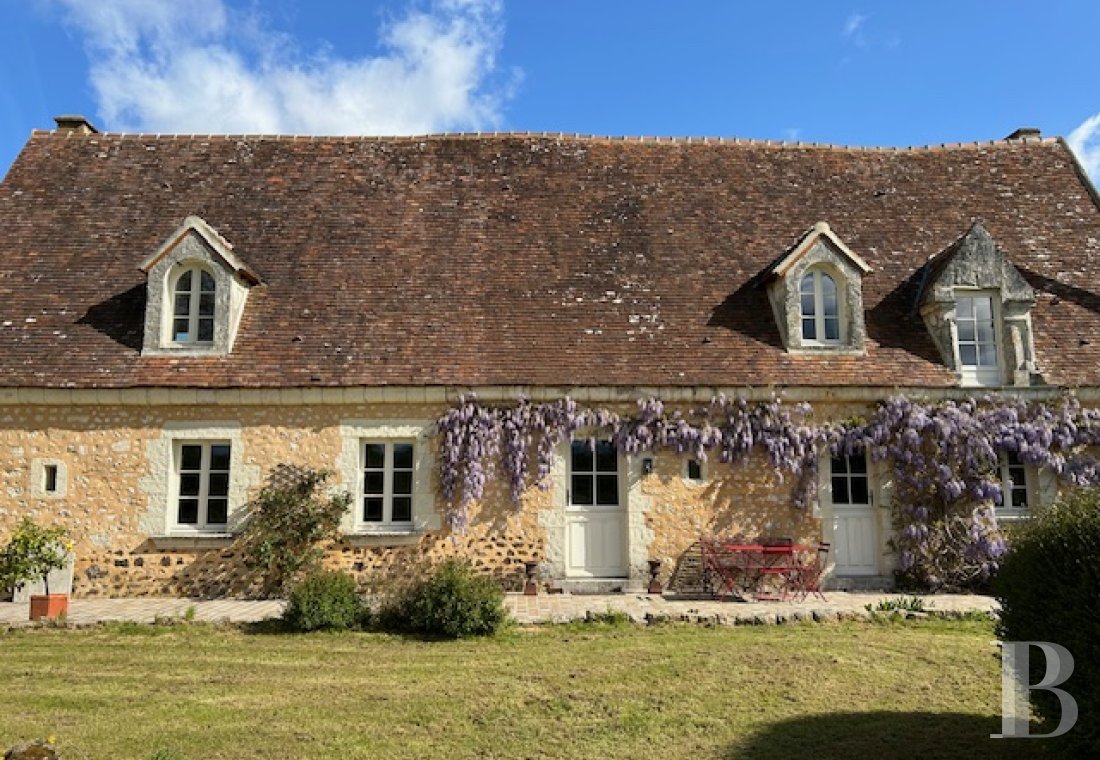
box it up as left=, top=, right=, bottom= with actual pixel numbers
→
left=1068, top=113, right=1100, bottom=185
left=50, top=0, right=514, bottom=135
left=842, top=13, right=866, bottom=44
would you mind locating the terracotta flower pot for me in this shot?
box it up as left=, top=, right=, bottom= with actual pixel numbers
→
left=29, top=593, right=69, bottom=621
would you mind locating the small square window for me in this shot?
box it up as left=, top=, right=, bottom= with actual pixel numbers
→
left=44, top=465, right=59, bottom=494
left=686, top=459, right=703, bottom=481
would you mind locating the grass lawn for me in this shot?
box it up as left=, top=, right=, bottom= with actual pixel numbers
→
left=0, top=617, right=1047, bottom=759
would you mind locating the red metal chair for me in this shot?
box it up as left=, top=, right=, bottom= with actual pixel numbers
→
left=787, top=543, right=830, bottom=602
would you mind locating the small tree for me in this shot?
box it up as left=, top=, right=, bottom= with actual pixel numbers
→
left=238, top=468, right=351, bottom=596
left=0, top=518, right=71, bottom=595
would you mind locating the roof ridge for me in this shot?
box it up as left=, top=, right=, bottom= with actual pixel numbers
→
left=28, top=129, right=1062, bottom=151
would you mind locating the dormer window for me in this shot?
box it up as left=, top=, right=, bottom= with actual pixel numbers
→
left=800, top=269, right=841, bottom=343
left=766, top=222, right=871, bottom=354
left=140, top=216, right=261, bottom=356
left=172, top=267, right=217, bottom=344
left=917, top=223, right=1037, bottom=387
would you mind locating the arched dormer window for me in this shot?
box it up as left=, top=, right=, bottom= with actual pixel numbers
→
left=800, top=269, right=841, bottom=343
left=766, top=223, right=870, bottom=355
left=139, top=216, right=262, bottom=356
left=171, top=266, right=216, bottom=344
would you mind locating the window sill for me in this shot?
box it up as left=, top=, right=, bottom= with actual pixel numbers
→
left=149, top=533, right=236, bottom=549
left=343, top=529, right=427, bottom=547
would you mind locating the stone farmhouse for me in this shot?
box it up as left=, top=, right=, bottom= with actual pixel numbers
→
left=1, top=116, right=1099, bottom=597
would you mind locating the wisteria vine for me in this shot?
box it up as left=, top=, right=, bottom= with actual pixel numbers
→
left=436, top=393, right=1100, bottom=589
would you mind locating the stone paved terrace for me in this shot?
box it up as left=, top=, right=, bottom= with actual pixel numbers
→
left=0, top=592, right=998, bottom=628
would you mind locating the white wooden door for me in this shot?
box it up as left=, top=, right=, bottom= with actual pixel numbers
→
left=829, top=455, right=878, bottom=576
left=566, top=440, right=626, bottom=577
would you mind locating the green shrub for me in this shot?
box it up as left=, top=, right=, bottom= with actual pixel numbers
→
left=282, top=570, right=368, bottom=632
left=865, top=595, right=930, bottom=613
left=994, top=487, right=1100, bottom=752
left=384, top=559, right=507, bottom=638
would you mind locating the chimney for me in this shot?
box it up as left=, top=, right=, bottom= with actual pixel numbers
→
left=53, top=115, right=99, bottom=135
left=1005, top=127, right=1041, bottom=140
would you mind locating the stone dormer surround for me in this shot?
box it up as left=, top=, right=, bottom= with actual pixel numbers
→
left=766, top=222, right=872, bottom=355
left=918, top=222, right=1038, bottom=387
left=139, top=216, right=261, bottom=356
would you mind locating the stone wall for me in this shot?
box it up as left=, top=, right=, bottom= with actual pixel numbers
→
left=0, top=398, right=879, bottom=597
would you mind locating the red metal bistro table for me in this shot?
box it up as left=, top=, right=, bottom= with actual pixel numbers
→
left=700, top=539, right=829, bottom=602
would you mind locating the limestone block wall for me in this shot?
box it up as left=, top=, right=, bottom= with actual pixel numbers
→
left=0, top=396, right=895, bottom=598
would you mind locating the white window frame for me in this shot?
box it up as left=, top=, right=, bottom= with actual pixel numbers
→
left=338, top=420, right=439, bottom=539
left=997, top=451, right=1033, bottom=521
left=830, top=453, right=871, bottom=506
left=359, top=440, right=416, bottom=527
left=169, top=265, right=217, bottom=345
left=799, top=268, right=843, bottom=345
left=567, top=439, right=622, bottom=509
left=954, top=290, right=1003, bottom=387
left=170, top=440, right=232, bottom=533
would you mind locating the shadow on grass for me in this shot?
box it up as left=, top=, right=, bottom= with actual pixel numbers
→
left=238, top=617, right=478, bottom=642
left=728, top=711, right=1071, bottom=760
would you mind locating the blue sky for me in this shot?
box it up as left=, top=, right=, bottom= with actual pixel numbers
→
left=2, top=1, right=1099, bottom=183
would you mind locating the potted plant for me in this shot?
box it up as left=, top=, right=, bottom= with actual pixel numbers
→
left=0, top=518, right=73, bottom=620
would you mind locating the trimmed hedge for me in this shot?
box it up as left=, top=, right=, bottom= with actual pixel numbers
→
left=283, top=570, right=368, bottom=632
left=994, top=488, right=1100, bottom=752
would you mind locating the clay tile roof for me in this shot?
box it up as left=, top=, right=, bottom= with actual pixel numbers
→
left=0, top=129, right=1099, bottom=390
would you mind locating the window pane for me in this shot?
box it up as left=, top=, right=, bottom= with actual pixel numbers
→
left=820, top=273, right=837, bottom=297
left=175, top=270, right=192, bottom=292
left=975, top=297, right=992, bottom=320
left=571, top=474, right=593, bottom=505
left=200, top=271, right=215, bottom=292
left=596, top=474, right=619, bottom=505
left=173, top=319, right=190, bottom=342
left=800, top=292, right=816, bottom=316
left=393, top=444, right=414, bottom=469
left=174, top=293, right=191, bottom=317
left=571, top=442, right=593, bottom=474
left=392, top=471, right=412, bottom=495
left=595, top=441, right=617, bottom=473
left=364, top=497, right=383, bottom=521
left=364, top=471, right=385, bottom=495
left=850, top=476, right=869, bottom=505
left=976, top=319, right=994, bottom=343
left=957, top=297, right=973, bottom=319
left=1011, top=487, right=1028, bottom=508
left=199, top=293, right=215, bottom=316
left=830, top=456, right=848, bottom=475
left=978, top=344, right=998, bottom=367
left=209, top=445, right=231, bottom=471
left=800, top=273, right=815, bottom=294
left=207, top=499, right=228, bottom=525
left=208, top=473, right=229, bottom=497
left=822, top=282, right=838, bottom=317
left=197, top=318, right=214, bottom=342
left=802, top=319, right=816, bottom=340
left=365, top=443, right=385, bottom=469
left=823, top=318, right=839, bottom=341
left=178, top=498, right=199, bottom=524
left=392, top=497, right=412, bottom=522
left=848, top=455, right=867, bottom=474
left=180, top=445, right=202, bottom=470
left=957, top=320, right=975, bottom=342
left=179, top=473, right=201, bottom=497
left=832, top=476, right=850, bottom=504
left=959, top=344, right=978, bottom=366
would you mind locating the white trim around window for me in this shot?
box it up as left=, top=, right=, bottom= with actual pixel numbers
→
left=799, top=268, right=843, bottom=345
left=997, top=451, right=1033, bottom=521
left=954, top=290, right=1003, bottom=386
left=337, top=420, right=439, bottom=538
left=139, top=421, right=256, bottom=539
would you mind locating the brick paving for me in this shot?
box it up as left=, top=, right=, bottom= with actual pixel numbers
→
left=0, top=592, right=997, bottom=628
